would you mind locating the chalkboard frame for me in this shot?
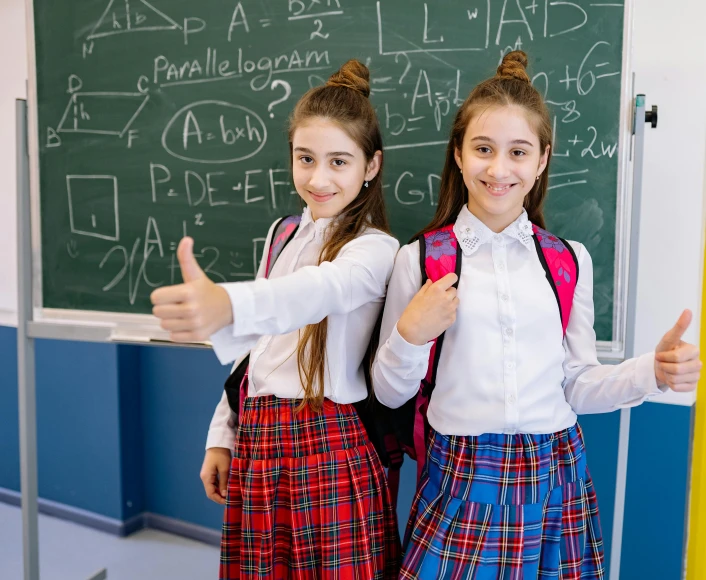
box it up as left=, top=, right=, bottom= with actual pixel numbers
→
left=23, top=0, right=637, bottom=359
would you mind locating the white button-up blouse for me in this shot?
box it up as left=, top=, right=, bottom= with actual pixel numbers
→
left=372, top=206, right=663, bottom=437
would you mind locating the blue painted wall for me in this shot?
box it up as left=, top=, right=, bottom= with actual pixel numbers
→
left=35, top=338, right=124, bottom=518
left=621, top=403, right=693, bottom=580
left=0, top=327, right=125, bottom=519
left=0, top=326, right=20, bottom=493
left=0, top=326, right=694, bottom=578
left=0, top=327, right=229, bottom=528
left=139, top=344, right=229, bottom=529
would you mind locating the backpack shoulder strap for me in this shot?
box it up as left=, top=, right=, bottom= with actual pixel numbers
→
left=531, top=225, right=579, bottom=336
left=224, top=214, right=301, bottom=419
left=265, top=215, right=301, bottom=277
left=403, top=226, right=463, bottom=482
left=418, top=225, right=462, bottom=284
left=417, top=225, right=462, bottom=390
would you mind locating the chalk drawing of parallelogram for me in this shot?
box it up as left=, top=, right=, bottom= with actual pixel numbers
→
left=87, top=0, right=182, bottom=40
left=56, top=92, right=149, bottom=137
left=67, top=175, right=120, bottom=241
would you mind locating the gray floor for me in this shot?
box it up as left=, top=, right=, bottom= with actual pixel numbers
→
left=0, top=503, right=220, bottom=580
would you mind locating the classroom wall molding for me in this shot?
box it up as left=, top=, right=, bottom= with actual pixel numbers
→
left=142, top=513, right=220, bottom=547
left=0, top=487, right=220, bottom=546
left=0, top=487, right=140, bottom=536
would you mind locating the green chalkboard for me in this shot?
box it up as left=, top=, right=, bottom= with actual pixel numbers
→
left=32, top=0, right=626, bottom=341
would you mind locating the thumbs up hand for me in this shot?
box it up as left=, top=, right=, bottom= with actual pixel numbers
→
left=654, top=309, right=702, bottom=392
left=150, top=237, right=233, bottom=342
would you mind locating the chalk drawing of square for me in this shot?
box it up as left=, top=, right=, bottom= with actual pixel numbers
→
left=67, top=175, right=119, bottom=241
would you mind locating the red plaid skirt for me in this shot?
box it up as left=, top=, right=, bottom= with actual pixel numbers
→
left=220, top=395, right=401, bottom=579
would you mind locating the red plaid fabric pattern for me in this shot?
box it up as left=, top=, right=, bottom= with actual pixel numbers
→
left=400, top=423, right=604, bottom=579
left=220, top=395, right=401, bottom=579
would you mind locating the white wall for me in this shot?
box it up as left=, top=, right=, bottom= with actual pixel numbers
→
left=0, top=0, right=26, bottom=327
left=632, top=0, right=706, bottom=406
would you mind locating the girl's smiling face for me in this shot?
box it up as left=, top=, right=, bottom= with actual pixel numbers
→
left=454, top=105, right=550, bottom=232
left=291, top=118, right=381, bottom=220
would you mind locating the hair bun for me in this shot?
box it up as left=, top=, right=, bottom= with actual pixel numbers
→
left=326, top=59, right=371, bottom=98
left=496, top=51, right=530, bottom=83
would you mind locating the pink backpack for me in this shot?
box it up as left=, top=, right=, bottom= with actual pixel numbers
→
left=383, top=223, right=579, bottom=502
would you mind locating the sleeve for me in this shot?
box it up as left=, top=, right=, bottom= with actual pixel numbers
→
left=372, top=241, right=434, bottom=409
left=212, top=232, right=399, bottom=365
left=209, top=219, right=279, bottom=364
left=205, top=390, right=237, bottom=450
left=562, top=242, right=666, bottom=414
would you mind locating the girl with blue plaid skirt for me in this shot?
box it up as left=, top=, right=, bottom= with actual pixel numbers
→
left=151, top=60, right=401, bottom=579
left=372, top=51, right=701, bottom=579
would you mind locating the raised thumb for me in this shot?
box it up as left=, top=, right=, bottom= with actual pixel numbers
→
left=656, top=309, right=692, bottom=353
left=177, top=237, right=204, bottom=283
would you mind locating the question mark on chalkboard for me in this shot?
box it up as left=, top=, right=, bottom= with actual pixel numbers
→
left=268, top=80, right=292, bottom=119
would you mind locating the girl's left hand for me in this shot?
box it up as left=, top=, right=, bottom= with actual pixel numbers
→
left=654, top=309, right=702, bottom=392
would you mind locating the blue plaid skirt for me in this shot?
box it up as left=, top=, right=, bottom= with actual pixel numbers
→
left=400, top=423, right=604, bottom=579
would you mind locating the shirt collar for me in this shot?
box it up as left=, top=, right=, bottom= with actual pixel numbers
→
left=299, top=206, right=335, bottom=240
left=453, top=206, right=534, bottom=256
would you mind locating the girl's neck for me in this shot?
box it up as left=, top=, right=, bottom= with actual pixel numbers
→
left=465, top=203, right=524, bottom=234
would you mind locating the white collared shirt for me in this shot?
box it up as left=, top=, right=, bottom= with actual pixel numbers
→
left=373, top=206, right=664, bottom=436
left=206, top=207, right=399, bottom=449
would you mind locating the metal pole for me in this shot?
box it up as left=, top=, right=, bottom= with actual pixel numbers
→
left=609, top=93, right=651, bottom=580
left=17, top=98, right=40, bottom=580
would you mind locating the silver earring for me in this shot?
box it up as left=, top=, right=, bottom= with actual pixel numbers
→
left=364, top=181, right=369, bottom=188
left=536, top=175, right=540, bottom=181
left=459, top=168, right=463, bottom=174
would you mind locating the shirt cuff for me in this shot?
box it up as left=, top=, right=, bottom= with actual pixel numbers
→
left=388, top=323, right=434, bottom=361
left=635, top=351, right=667, bottom=394
left=208, top=324, right=257, bottom=365
left=219, top=282, right=258, bottom=336
left=205, top=428, right=236, bottom=451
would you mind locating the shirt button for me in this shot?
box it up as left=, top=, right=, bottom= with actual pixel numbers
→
left=506, top=361, right=515, bottom=370
left=500, top=294, right=509, bottom=302
left=508, top=394, right=516, bottom=404
left=504, top=327, right=514, bottom=337
left=497, top=263, right=505, bottom=271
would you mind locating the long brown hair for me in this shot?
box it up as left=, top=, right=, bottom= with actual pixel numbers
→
left=419, top=50, right=553, bottom=237
left=288, top=59, right=390, bottom=411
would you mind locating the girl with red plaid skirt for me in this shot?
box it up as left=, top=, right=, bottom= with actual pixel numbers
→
left=372, top=51, right=701, bottom=579
left=151, top=60, right=401, bottom=579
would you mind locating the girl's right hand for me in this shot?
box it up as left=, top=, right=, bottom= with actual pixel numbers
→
left=397, top=272, right=459, bottom=346
left=200, top=447, right=232, bottom=505
left=150, top=237, right=234, bottom=342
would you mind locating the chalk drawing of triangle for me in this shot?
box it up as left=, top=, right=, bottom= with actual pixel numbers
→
left=87, top=0, right=182, bottom=41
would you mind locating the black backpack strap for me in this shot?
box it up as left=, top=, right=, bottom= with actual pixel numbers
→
left=223, top=354, right=250, bottom=422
